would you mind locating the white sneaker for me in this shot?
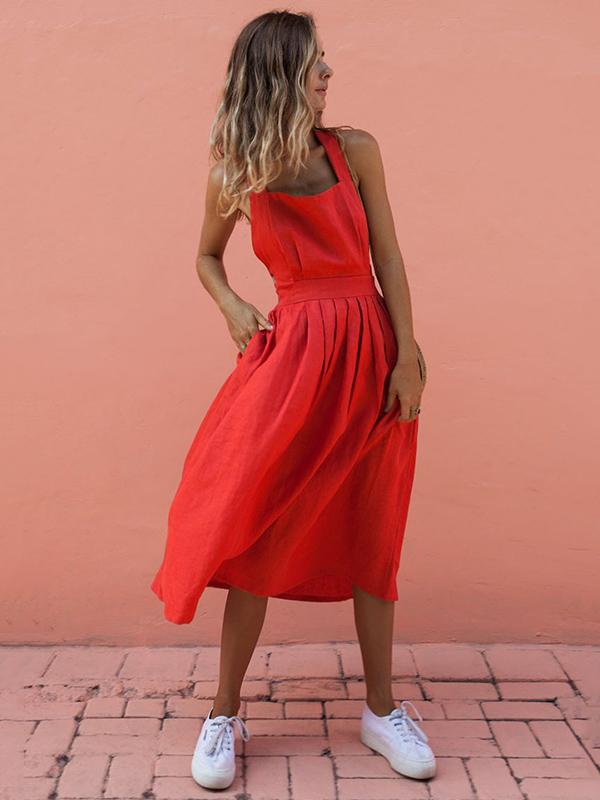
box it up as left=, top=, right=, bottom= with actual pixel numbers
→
left=360, top=699, right=436, bottom=780
left=190, top=705, right=251, bottom=789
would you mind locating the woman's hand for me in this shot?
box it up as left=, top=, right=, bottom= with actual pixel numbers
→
left=219, top=293, right=273, bottom=354
left=383, top=353, right=423, bottom=423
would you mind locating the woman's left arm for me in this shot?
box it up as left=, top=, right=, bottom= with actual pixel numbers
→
left=343, top=128, right=423, bottom=421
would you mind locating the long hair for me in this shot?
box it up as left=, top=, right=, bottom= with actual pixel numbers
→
left=209, top=10, right=357, bottom=222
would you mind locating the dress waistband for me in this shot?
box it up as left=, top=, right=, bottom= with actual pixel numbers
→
left=275, top=273, right=380, bottom=307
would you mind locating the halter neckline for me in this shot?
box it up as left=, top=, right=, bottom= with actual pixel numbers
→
left=263, top=128, right=342, bottom=200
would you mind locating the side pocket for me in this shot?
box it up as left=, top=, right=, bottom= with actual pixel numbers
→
left=237, top=329, right=268, bottom=364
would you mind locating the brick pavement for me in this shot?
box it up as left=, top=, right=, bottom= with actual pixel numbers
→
left=0, top=643, right=599, bottom=799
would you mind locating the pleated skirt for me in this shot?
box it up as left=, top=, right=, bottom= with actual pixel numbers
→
left=150, top=274, right=418, bottom=624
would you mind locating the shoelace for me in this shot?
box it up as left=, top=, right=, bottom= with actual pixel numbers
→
left=388, top=700, right=430, bottom=746
left=204, top=713, right=250, bottom=756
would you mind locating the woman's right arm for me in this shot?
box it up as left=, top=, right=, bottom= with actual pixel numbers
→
left=196, top=162, right=272, bottom=353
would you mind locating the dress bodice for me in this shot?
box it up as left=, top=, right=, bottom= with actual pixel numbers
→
left=249, top=128, right=372, bottom=294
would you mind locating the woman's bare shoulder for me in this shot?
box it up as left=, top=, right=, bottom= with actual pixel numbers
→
left=207, top=159, right=226, bottom=191
left=339, top=127, right=380, bottom=153
left=338, top=128, right=383, bottom=180
left=339, top=127, right=377, bottom=145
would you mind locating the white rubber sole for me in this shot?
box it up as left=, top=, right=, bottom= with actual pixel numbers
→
left=190, top=757, right=236, bottom=790
left=360, top=728, right=436, bottom=780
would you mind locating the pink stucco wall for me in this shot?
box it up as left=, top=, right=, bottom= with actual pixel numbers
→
left=2, top=2, right=598, bottom=645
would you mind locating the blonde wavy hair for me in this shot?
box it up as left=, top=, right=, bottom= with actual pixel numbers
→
left=209, top=10, right=358, bottom=223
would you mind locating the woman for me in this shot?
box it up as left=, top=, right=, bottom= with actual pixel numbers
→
left=150, top=9, right=435, bottom=791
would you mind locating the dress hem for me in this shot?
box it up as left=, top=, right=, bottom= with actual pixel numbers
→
left=151, top=571, right=399, bottom=625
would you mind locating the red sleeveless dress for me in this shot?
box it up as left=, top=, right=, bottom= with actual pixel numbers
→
left=150, top=128, right=419, bottom=624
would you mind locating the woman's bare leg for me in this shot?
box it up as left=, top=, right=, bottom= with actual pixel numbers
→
left=211, top=587, right=269, bottom=717
left=351, top=584, right=396, bottom=716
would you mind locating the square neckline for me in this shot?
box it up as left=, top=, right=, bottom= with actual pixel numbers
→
left=264, top=129, right=342, bottom=200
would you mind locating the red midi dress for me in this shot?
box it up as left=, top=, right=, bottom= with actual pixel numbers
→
left=150, top=128, right=419, bottom=624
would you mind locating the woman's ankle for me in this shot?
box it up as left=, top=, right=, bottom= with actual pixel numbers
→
left=365, top=693, right=396, bottom=716
left=211, top=695, right=241, bottom=717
